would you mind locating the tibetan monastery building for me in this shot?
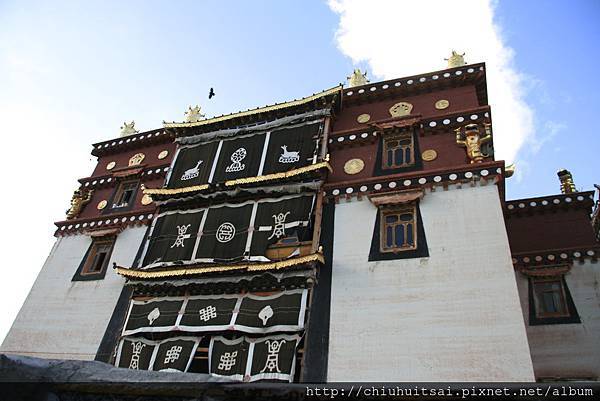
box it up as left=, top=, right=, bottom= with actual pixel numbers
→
left=2, top=53, right=599, bottom=383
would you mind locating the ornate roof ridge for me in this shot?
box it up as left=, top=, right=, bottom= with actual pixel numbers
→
left=163, top=86, right=342, bottom=129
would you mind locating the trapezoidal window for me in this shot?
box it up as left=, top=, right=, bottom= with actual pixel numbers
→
left=382, top=133, right=414, bottom=170
left=380, top=206, right=417, bottom=252
left=72, top=237, right=116, bottom=281
left=532, top=277, right=569, bottom=319
left=112, top=180, right=138, bottom=209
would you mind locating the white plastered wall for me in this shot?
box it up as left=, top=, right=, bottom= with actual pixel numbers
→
left=0, top=226, right=146, bottom=360
left=327, top=185, right=535, bottom=381
left=515, top=260, right=600, bottom=379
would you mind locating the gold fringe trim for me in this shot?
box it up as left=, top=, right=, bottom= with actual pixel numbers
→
left=163, top=86, right=341, bottom=128
left=144, top=184, right=210, bottom=196
left=142, top=162, right=331, bottom=196
left=115, top=253, right=324, bottom=279
left=224, top=162, right=332, bottom=187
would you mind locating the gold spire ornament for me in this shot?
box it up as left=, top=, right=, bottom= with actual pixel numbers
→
left=185, top=105, right=205, bottom=123
left=455, top=123, right=492, bottom=163
left=505, top=163, right=516, bottom=178
left=557, top=169, right=576, bottom=193
left=120, top=121, right=139, bottom=137
left=445, top=50, right=466, bottom=68
left=66, top=189, right=93, bottom=219
left=347, top=69, right=369, bottom=88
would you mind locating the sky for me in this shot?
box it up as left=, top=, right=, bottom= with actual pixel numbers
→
left=0, top=0, right=598, bottom=344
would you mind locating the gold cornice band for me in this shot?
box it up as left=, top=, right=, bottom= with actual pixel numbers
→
left=163, top=86, right=342, bottom=128
left=115, top=253, right=324, bottom=279
left=224, top=162, right=332, bottom=187
left=143, top=162, right=331, bottom=196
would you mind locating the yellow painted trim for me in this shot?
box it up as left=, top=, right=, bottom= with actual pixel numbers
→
left=143, top=162, right=331, bottom=196
left=115, top=253, right=324, bottom=279
left=163, top=86, right=341, bottom=128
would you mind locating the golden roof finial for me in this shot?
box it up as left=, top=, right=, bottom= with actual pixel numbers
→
left=557, top=168, right=576, bottom=193
left=120, top=121, right=138, bottom=137
left=445, top=50, right=466, bottom=68
left=185, top=105, right=205, bottom=123
left=347, top=68, right=369, bottom=88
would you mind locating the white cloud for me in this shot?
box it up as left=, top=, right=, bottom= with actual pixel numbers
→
left=328, top=0, right=533, bottom=164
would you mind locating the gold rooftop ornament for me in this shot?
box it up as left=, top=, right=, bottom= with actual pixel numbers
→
left=347, top=68, right=369, bottom=88
left=557, top=169, right=576, bottom=193
left=455, top=123, right=492, bottom=163
left=66, top=189, right=93, bottom=219
left=120, top=121, right=139, bottom=137
left=185, top=105, right=205, bottom=123
left=445, top=50, right=466, bottom=68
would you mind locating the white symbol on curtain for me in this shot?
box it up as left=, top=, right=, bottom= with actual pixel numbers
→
left=129, top=341, right=146, bottom=370
left=164, top=345, right=183, bottom=364
left=268, top=212, right=291, bottom=240
left=216, top=222, right=236, bottom=243
left=278, top=145, right=300, bottom=163
left=225, top=148, right=247, bottom=172
left=170, top=224, right=192, bottom=248
left=147, top=307, right=160, bottom=325
left=217, top=351, right=238, bottom=371
left=259, top=340, right=285, bottom=373
left=258, top=305, right=274, bottom=326
left=180, top=160, right=203, bottom=180
left=199, top=305, right=217, bottom=322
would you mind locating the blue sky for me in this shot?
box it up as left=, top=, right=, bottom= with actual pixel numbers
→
left=0, top=0, right=598, bottom=342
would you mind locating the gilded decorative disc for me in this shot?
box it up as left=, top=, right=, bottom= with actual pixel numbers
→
left=356, top=113, right=371, bottom=124
left=106, top=161, right=116, bottom=170
left=128, top=152, right=145, bottom=166
left=434, top=99, right=450, bottom=110
left=141, top=194, right=153, bottom=205
left=158, top=150, right=169, bottom=160
left=421, top=149, right=438, bottom=161
left=344, top=158, right=365, bottom=175
left=97, top=200, right=108, bottom=210
left=389, top=102, right=413, bottom=117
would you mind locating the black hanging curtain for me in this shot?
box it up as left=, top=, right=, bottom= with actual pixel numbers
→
left=195, top=203, right=253, bottom=261
left=212, top=134, right=266, bottom=183
left=123, top=299, right=184, bottom=335
left=115, top=336, right=200, bottom=373
left=142, top=211, right=204, bottom=266
left=261, top=122, right=321, bottom=175
left=121, top=290, right=307, bottom=336
left=209, top=334, right=300, bottom=382
left=250, top=195, right=314, bottom=257
left=167, top=142, right=219, bottom=189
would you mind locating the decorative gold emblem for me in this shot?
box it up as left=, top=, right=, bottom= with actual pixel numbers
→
left=557, top=169, right=576, bottom=193
left=158, top=150, right=169, bottom=160
left=455, top=123, right=492, bottom=163
left=120, top=121, right=139, bottom=137
left=141, top=194, right=153, bottom=205
left=128, top=153, right=145, bottom=166
left=97, top=200, right=108, bottom=210
left=445, top=50, right=466, bottom=68
left=185, top=105, right=205, bottom=123
left=505, top=163, right=516, bottom=178
left=344, top=158, right=365, bottom=175
left=106, top=161, right=116, bottom=170
left=347, top=69, right=369, bottom=88
left=421, top=149, right=438, bottom=161
left=434, top=99, right=449, bottom=110
left=357, top=113, right=371, bottom=123
left=389, top=102, right=413, bottom=117
left=66, top=189, right=93, bottom=219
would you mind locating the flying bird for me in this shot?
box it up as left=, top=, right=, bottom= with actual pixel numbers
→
left=209, top=88, right=215, bottom=99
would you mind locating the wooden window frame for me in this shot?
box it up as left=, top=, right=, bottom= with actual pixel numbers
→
left=80, top=238, right=115, bottom=276
left=379, top=205, right=418, bottom=253
left=111, top=180, right=138, bottom=209
left=531, top=277, right=570, bottom=319
left=382, top=132, right=415, bottom=170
